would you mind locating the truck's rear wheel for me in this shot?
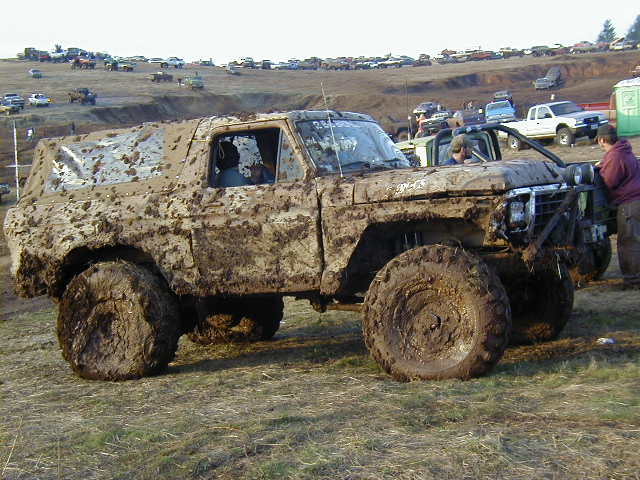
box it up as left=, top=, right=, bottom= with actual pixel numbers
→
left=362, top=246, right=511, bottom=381
left=187, top=297, right=283, bottom=345
left=57, top=262, right=181, bottom=380
left=506, top=263, right=574, bottom=345
left=555, top=127, right=575, bottom=146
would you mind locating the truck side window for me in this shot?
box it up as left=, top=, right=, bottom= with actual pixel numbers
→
left=536, top=107, right=551, bottom=120
left=210, top=128, right=280, bottom=188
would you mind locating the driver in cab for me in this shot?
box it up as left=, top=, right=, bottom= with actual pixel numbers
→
left=441, top=134, right=480, bottom=166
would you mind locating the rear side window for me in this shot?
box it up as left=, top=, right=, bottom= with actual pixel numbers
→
left=45, top=128, right=164, bottom=193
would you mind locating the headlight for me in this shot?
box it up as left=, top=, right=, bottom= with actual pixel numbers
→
left=563, top=164, right=583, bottom=185
left=508, top=201, right=527, bottom=228
left=579, top=163, right=595, bottom=184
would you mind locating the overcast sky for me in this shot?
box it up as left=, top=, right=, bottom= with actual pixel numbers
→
left=2, top=1, right=638, bottom=63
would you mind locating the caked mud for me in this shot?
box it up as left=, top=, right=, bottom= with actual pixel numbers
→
left=3, top=110, right=606, bottom=380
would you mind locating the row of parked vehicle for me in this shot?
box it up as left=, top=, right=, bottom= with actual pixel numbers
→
left=1, top=93, right=51, bottom=114
left=409, top=90, right=608, bottom=151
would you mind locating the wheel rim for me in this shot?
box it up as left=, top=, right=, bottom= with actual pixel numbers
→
left=391, top=283, right=474, bottom=371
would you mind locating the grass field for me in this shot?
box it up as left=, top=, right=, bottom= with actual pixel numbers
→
left=1, top=260, right=639, bottom=479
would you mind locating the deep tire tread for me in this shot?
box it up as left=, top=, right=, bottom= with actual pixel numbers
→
left=363, top=246, right=511, bottom=381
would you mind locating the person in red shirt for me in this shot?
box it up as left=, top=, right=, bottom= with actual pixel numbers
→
left=597, top=124, right=640, bottom=287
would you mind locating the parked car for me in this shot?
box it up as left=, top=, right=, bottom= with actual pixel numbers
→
left=28, top=93, right=51, bottom=107
left=610, top=39, right=637, bottom=51
left=412, top=101, right=439, bottom=117
left=28, top=69, right=43, bottom=78
left=148, top=58, right=168, bottom=68
left=570, top=41, right=597, bottom=54
left=0, top=183, right=10, bottom=203
left=493, top=90, right=513, bottom=104
left=534, top=66, right=563, bottom=90
left=165, top=57, right=185, bottom=68
left=68, top=88, right=96, bottom=105
left=485, top=100, right=517, bottom=123
left=184, top=75, right=204, bottom=89
left=0, top=101, right=20, bottom=115
left=149, top=71, right=173, bottom=82
left=499, top=101, right=608, bottom=149
left=3, top=93, right=25, bottom=109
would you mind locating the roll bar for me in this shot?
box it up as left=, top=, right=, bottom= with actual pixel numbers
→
left=432, top=123, right=566, bottom=168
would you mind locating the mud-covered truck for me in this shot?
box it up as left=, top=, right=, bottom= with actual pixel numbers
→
left=4, top=111, right=610, bottom=382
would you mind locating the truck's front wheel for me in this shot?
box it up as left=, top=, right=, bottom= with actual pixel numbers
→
left=57, top=262, right=181, bottom=380
left=569, top=238, right=612, bottom=287
left=362, top=246, right=511, bottom=381
left=187, top=297, right=283, bottom=345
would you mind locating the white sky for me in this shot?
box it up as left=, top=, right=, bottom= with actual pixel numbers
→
left=2, top=1, right=638, bottom=63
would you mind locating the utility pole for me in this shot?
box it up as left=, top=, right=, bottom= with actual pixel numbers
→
left=13, top=120, right=19, bottom=201
left=8, top=120, right=32, bottom=202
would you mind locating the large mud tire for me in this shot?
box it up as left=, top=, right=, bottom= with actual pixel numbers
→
left=187, top=297, right=283, bottom=345
left=57, top=262, right=181, bottom=381
left=362, top=246, right=511, bottom=381
left=506, top=263, right=574, bottom=345
left=569, top=238, right=612, bottom=287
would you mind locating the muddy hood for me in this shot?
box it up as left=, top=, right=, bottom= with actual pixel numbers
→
left=353, top=160, right=564, bottom=204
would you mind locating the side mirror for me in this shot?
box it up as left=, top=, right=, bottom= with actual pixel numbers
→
left=544, top=113, right=552, bottom=118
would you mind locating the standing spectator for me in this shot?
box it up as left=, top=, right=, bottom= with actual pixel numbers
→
left=597, top=124, right=640, bottom=288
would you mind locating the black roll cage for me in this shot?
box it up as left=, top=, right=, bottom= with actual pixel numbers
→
left=432, top=123, right=566, bottom=168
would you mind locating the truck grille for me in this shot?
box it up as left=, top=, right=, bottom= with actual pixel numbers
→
left=505, top=184, right=572, bottom=239
left=533, top=190, right=568, bottom=234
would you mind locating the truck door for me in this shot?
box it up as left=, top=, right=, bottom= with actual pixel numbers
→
left=191, top=122, right=323, bottom=295
left=533, top=106, right=555, bottom=137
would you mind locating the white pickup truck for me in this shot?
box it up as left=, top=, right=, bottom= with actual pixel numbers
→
left=500, top=101, right=608, bottom=150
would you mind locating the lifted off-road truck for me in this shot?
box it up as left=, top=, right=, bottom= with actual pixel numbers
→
left=4, top=111, right=609, bottom=381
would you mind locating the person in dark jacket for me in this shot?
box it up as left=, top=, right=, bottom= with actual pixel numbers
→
left=597, top=124, right=640, bottom=287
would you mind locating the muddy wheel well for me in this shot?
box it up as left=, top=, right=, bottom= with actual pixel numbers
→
left=337, top=220, right=485, bottom=296
left=53, top=245, right=158, bottom=299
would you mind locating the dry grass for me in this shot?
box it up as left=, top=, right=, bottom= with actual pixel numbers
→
left=1, top=256, right=639, bottom=479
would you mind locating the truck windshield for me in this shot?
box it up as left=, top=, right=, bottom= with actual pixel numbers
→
left=296, top=119, right=410, bottom=174
left=550, top=102, right=583, bottom=115
left=487, top=101, right=511, bottom=111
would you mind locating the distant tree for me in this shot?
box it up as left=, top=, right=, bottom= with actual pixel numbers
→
left=627, top=15, right=640, bottom=43
left=54, top=44, right=63, bottom=53
left=597, top=19, right=616, bottom=43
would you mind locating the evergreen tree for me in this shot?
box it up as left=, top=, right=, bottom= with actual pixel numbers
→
left=627, top=15, right=640, bottom=43
left=597, top=19, right=616, bottom=43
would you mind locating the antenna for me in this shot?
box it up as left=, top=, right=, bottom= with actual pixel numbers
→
left=321, top=82, right=343, bottom=177
left=405, top=79, right=411, bottom=140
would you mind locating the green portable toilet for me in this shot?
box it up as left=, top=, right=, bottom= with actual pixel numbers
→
left=613, top=78, right=640, bottom=137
